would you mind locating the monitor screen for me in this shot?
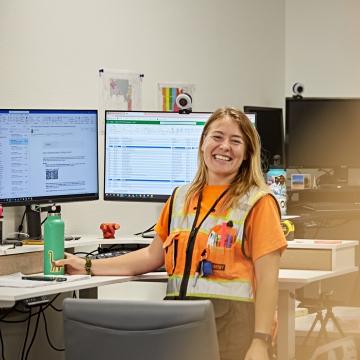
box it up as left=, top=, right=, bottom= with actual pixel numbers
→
left=0, top=109, right=99, bottom=206
left=104, top=111, right=212, bottom=202
left=285, top=98, right=360, bottom=169
left=244, top=112, right=256, bottom=126
left=243, top=106, right=284, bottom=169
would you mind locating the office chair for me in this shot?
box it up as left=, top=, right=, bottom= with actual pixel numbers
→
left=63, top=298, right=220, bottom=360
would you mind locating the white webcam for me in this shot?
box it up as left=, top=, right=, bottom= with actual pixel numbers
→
left=176, top=92, right=192, bottom=113
left=292, top=82, right=304, bottom=98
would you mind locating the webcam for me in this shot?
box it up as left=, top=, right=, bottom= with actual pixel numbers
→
left=176, top=92, right=192, bottom=114
left=292, top=82, right=304, bottom=99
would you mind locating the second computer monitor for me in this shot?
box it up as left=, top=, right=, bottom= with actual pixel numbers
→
left=104, top=111, right=212, bottom=202
left=243, top=106, right=285, bottom=169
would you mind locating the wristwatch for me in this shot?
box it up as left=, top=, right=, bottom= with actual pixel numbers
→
left=253, top=332, right=272, bottom=346
left=85, top=256, right=92, bottom=275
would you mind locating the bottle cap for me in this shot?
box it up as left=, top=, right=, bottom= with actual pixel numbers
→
left=48, top=205, right=61, bottom=214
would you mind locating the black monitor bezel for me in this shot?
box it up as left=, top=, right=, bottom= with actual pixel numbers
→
left=285, top=97, right=360, bottom=169
left=243, top=105, right=285, bottom=169
left=0, top=109, right=99, bottom=207
left=103, top=110, right=212, bottom=203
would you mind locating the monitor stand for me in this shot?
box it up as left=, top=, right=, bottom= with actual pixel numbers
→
left=25, top=205, right=42, bottom=240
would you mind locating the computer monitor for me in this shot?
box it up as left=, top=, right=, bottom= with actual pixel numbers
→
left=0, top=109, right=99, bottom=237
left=243, top=106, right=285, bottom=170
left=285, top=98, right=360, bottom=181
left=104, top=111, right=212, bottom=202
left=244, top=112, right=256, bottom=126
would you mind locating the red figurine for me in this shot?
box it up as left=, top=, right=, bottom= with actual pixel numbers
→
left=100, top=223, right=120, bottom=239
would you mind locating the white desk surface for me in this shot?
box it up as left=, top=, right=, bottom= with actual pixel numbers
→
left=1, top=267, right=356, bottom=307
left=0, top=260, right=357, bottom=360
left=0, top=234, right=151, bottom=256
left=1, top=234, right=358, bottom=360
left=287, top=238, right=358, bottom=250
left=1, top=235, right=358, bottom=256
left=0, top=272, right=167, bottom=307
left=277, top=266, right=358, bottom=360
left=278, top=267, right=358, bottom=289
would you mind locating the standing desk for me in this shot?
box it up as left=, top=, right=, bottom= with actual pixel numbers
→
left=0, top=235, right=358, bottom=360
left=277, top=267, right=357, bottom=360
left=0, top=269, right=357, bottom=360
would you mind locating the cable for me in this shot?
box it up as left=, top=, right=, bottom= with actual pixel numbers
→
left=17, top=208, right=27, bottom=241
left=0, top=326, right=4, bottom=360
left=0, top=305, right=18, bottom=360
left=49, top=303, right=62, bottom=312
left=41, top=310, right=64, bottom=351
left=133, top=223, right=155, bottom=236
left=20, top=308, right=32, bottom=360
left=0, top=294, right=64, bottom=359
left=0, top=294, right=61, bottom=324
left=23, top=306, right=41, bottom=360
left=73, top=250, right=97, bottom=257
left=0, top=305, right=16, bottom=321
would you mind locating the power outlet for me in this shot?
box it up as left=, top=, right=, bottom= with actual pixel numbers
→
left=21, top=295, right=50, bottom=307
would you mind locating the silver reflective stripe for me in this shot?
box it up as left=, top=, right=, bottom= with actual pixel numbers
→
left=167, top=276, right=254, bottom=301
left=167, top=185, right=269, bottom=300
left=171, top=186, right=269, bottom=244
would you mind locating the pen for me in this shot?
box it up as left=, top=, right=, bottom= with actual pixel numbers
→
left=22, top=276, right=67, bottom=282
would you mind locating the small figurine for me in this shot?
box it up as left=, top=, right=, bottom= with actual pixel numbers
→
left=100, top=223, right=120, bottom=239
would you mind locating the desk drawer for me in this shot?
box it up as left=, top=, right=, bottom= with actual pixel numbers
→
left=0, top=251, right=43, bottom=275
left=280, top=245, right=356, bottom=271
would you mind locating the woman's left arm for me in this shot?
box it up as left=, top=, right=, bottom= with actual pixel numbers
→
left=245, top=250, right=281, bottom=360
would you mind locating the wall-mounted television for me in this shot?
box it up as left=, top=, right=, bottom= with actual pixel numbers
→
left=286, top=98, right=360, bottom=181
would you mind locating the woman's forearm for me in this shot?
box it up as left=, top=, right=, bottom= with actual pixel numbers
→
left=91, top=243, right=163, bottom=276
left=254, top=252, right=281, bottom=333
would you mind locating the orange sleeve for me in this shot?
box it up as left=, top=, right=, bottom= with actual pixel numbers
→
left=244, top=194, right=287, bottom=262
left=154, top=197, right=171, bottom=243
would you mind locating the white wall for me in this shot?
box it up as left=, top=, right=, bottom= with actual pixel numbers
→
left=285, top=0, right=360, bottom=97
left=0, top=0, right=285, bottom=235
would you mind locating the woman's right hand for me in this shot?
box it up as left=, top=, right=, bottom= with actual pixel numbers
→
left=54, top=252, right=87, bottom=275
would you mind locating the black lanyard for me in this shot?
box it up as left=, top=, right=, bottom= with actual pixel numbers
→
left=178, top=187, right=230, bottom=299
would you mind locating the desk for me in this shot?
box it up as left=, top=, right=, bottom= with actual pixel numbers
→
left=0, top=272, right=166, bottom=308
left=277, top=267, right=358, bottom=360
left=0, top=235, right=150, bottom=275
left=0, top=234, right=151, bottom=256
left=0, top=236, right=358, bottom=359
left=0, top=268, right=357, bottom=360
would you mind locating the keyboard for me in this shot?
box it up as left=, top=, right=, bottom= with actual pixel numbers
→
left=301, top=201, right=360, bottom=212
left=93, top=250, right=130, bottom=259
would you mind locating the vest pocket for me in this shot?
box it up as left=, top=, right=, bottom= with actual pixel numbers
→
left=163, top=232, right=179, bottom=275
left=206, top=244, right=237, bottom=279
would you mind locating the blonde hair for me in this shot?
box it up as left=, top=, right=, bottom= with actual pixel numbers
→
left=184, top=106, right=267, bottom=211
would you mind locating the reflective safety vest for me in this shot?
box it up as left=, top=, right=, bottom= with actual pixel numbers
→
left=163, top=185, right=271, bottom=302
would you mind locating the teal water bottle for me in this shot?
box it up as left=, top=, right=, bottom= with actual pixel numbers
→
left=44, top=205, right=65, bottom=275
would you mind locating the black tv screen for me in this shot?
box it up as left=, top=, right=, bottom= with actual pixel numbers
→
left=286, top=98, right=360, bottom=169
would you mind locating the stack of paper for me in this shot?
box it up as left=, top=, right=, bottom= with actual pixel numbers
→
left=0, top=272, right=91, bottom=288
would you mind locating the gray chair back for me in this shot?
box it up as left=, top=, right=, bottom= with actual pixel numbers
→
left=63, top=298, right=220, bottom=360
